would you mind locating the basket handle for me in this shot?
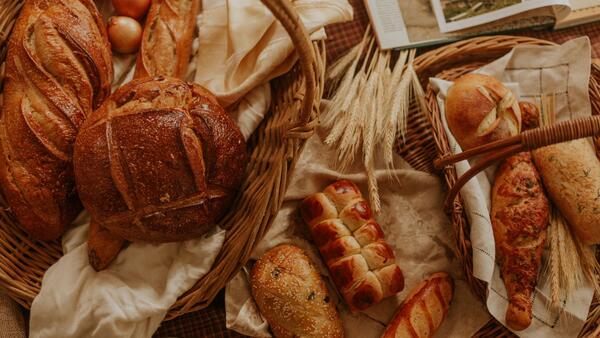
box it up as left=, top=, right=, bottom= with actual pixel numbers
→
left=437, top=115, right=600, bottom=211
left=260, top=0, right=317, bottom=124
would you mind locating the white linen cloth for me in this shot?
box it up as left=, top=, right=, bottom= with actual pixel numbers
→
left=224, top=121, right=491, bottom=337
left=430, top=37, right=595, bottom=338
left=28, top=1, right=353, bottom=337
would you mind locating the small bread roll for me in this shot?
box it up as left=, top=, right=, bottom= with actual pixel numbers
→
left=381, top=272, right=454, bottom=338
left=251, top=244, right=344, bottom=338
left=445, top=74, right=521, bottom=150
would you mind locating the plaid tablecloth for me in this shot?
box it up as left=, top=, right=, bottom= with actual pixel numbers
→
left=152, top=0, right=600, bottom=336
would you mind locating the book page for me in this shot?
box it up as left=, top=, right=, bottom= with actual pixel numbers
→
left=555, top=0, right=600, bottom=28
left=364, top=0, right=410, bottom=49
left=570, top=0, right=600, bottom=10
left=431, top=0, right=571, bottom=33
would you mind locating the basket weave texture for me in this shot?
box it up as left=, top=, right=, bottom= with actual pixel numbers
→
left=0, top=0, right=325, bottom=321
left=419, top=35, right=600, bottom=337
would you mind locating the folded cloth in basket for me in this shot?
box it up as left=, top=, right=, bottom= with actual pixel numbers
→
left=28, top=1, right=352, bottom=338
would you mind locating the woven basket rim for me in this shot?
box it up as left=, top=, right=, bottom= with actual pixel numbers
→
left=0, top=0, right=326, bottom=322
left=418, top=35, right=600, bottom=336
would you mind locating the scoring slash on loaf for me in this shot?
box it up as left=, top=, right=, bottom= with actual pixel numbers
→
left=135, top=0, right=200, bottom=79
left=381, top=272, right=454, bottom=338
left=250, top=244, right=344, bottom=338
left=0, top=0, right=113, bottom=240
left=445, top=73, right=521, bottom=151
left=300, top=180, right=405, bottom=312
left=73, top=76, right=247, bottom=270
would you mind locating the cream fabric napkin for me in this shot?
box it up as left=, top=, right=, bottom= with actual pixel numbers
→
left=225, top=120, right=491, bottom=337
left=430, top=37, right=594, bottom=338
left=29, top=1, right=352, bottom=337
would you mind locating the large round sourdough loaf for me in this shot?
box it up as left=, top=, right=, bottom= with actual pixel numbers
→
left=73, top=76, right=247, bottom=270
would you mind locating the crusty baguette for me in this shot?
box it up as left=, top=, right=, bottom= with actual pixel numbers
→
left=381, top=272, right=454, bottom=338
left=300, top=180, right=404, bottom=312
left=134, top=0, right=200, bottom=79
left=492, top=151, right=549, bottom=331
left=0, top=0, right=112, bottom=240
left=533, top=139, right=600, bottom=245
left=250, top=244, right=344, bottom=338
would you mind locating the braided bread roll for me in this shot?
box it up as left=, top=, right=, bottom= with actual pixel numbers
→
left=0, top=0, right=112, bottom=240
left=73, top=77, right=247, bottom=270
left=134, top=0, right=200, bottom=79
left=251, top=244, right=344, bottom=338
left=381, top=272, right=454, bottom=338
left=300, top=180, right=405, bottom=312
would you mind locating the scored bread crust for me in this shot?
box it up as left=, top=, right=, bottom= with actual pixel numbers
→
left=250, top=244, right=344, bottom=338
left=73, top=77, right=247, bottom=270
left=300, top=180, right=405, bottom=313
left=0, top=0, right=112, bottom=240
left=445, top=73, right=521, bottom=151
left=134, top=0, right=200, bottom=79
left=381, top=272, right=454, bottom=338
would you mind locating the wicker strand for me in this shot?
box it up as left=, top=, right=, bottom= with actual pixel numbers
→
left=0, top=0, right=324, bottom=322
left=422, top=35, right=600, bottom=337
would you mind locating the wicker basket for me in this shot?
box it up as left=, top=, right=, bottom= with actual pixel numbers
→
left=0, top=0, right=325, bottom=321
left=418, top=35, right=600, bottom=337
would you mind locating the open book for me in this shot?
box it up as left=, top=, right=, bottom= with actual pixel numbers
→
left=365, top=0, right=600, bottom=50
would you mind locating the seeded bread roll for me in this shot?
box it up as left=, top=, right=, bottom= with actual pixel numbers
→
left=250, top=244, right=344, bottom=338
left=533, top=138, right=600, bottom=245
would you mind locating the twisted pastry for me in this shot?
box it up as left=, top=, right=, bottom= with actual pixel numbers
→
left=0, top=0, right=112, bottom=240
left=300, top=180, right=404, bottom=312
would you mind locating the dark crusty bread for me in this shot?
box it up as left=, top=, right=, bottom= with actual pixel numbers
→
left=73, top=76, right=247, bottom=270
left=300, top=180, right=404, bottom=313
left=492, top=151, right=549, bottom=331
left=134, top=0, right=200, bottom=79
left=250, top=244, right=344, bottom=338
left=445, top=74, right=521, bottom=151
left=0, top=0, right=112, bottom=240
left=381, top=272, right=454, bottom=338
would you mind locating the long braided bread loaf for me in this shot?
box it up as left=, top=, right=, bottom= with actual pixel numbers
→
left=0, top=0, right=112, bottom=240
left=300, top=180, right=405, bottom=312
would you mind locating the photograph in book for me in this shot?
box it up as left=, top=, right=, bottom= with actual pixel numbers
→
left=430, top=0, right=571, bottom=33
left=441, top=0, right=521, bottom=22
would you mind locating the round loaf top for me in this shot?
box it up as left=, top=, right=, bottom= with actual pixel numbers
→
left=445, top=73, right=521, bottom=150
left=73, top=76, right=247, bottom=242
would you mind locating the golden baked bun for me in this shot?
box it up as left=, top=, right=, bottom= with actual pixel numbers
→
left=445, top=74, right=521, bottom=150
left=251, top=244, right=344, bottom=338
left=74, top=76, right=247, bottom=270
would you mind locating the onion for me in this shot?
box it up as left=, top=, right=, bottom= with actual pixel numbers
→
left=107, top=16, right=143, bottom=54
left=112, top=0, right=151, bottom=19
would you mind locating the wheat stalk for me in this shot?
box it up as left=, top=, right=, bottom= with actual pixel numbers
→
left=321, top=27, right=427, bottom=212
left=539, top=93, right=600, bottom=309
